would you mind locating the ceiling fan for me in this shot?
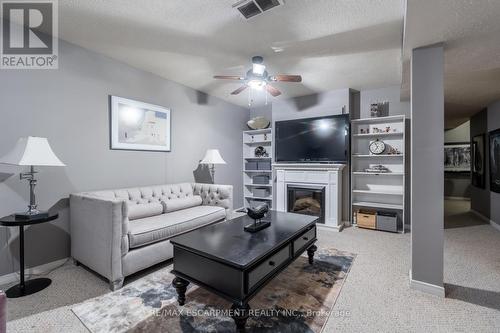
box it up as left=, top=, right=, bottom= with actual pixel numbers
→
left=213, top=56, right=302, bottom=97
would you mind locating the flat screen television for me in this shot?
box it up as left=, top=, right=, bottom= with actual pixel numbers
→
left=275, top=114, right=349, bottom=163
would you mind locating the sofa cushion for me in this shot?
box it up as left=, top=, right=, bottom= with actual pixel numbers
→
left=85, top=183, right=202, bottom=220
left=162, top=195, right=202, bottom=213
left=127, top=205, right=226, bottom=249
left=128, top=202, right=164, bottom=220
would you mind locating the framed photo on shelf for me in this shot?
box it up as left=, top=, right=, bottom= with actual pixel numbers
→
left=444, top=142, right=471, bottom=173
left=110, top=96, right=171, bottom=152
left=471, top=134, right=485, bottom=188
left=489, top=129, right=500, bottom=193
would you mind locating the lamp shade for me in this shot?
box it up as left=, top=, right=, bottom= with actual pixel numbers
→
left=200, top=149, right=226, bottom=165
left=0, top=137, right=65, bottom=166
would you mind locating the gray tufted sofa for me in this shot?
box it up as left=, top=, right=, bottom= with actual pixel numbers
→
left=70, top=182, right=232, bottom=290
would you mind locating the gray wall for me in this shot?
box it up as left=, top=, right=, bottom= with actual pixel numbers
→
left=360, top=86, right=411, bottom=119
left=487, top=101, right=500, bottom=227
left=410, top=45, right=444, bottom=289
left=469, top=104, right=500, bottom=227
left=249, top=104, right=272, bottom=122
left=445, top=121, right=470, bottom=143
left=0, top=40, right=248, bottom=276
left=272, top=89, right=351, bottom=122
left=444, top=121, right=471, bottom=199
left=470, top=109, right=490, bottom=217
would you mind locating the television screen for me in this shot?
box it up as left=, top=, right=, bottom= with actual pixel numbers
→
left=275, top=114, right=349, bottom=163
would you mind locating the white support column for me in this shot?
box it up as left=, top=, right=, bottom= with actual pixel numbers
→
left=410, top=44, right=445, bottom=297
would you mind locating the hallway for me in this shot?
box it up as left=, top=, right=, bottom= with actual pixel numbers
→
left=444, top=199, right=488, bottom=229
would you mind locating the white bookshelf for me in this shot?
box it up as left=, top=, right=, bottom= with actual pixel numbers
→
left=242, top=128, right=273, bottom=209
left=350, top=115, right=407, bottom=233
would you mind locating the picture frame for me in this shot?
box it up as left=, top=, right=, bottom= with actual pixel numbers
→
left=444, top=142, right=471, bottom=173
left=489, top=129, right=500, bottom=193
left=110, top=96, right=171, bottom=152
left=471, top=134, right=485, bottom=188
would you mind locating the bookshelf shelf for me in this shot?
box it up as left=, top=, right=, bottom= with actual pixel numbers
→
left=350, top=115, right=408, bottom=233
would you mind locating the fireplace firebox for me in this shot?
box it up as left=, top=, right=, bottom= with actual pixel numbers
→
left=287, top=185, right=325, bottom=224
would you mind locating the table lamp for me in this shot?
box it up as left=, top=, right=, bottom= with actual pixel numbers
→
left=0, top=137, right=66, bottom=219
left=200, top=149, right=226, bottom=183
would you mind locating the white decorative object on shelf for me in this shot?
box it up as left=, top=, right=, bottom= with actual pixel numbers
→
left=247, top=116, right=270, bottom=130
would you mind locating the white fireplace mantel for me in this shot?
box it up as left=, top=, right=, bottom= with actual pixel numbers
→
left=273, top=163, right=345, bottom=231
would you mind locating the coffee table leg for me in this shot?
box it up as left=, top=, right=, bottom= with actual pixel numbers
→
left=231, top=302, right=250, bottom=331
left=172, top=277, right=189, bottom=306
left=307, top=244, right=318, bottom=264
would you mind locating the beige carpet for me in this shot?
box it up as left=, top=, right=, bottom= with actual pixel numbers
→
left=4, top=201, right=500, bottom=332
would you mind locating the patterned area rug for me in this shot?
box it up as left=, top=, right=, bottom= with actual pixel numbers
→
left=72, top=248, right=355, bottom=333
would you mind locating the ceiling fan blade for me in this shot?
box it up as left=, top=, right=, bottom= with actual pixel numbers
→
left=214, top=75, right=245, bottom=80
left=266, top=85, right=282, bottom=97
left=231, top=85, right=248, bottom=95
left=270, top=75, right=302, bottom=82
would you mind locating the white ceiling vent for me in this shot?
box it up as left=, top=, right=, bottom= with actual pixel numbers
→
left=233, top=0, right=283, bottom=19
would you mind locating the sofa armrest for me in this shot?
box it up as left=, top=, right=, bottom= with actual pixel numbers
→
left=192, top=183, right=233, bottom=218
left=70, top=194, right=128, bottom=283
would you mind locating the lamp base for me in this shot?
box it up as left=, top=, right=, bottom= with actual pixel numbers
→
left=6, top=278, right=52, bottom=298
left=15, top=211, right=49, bottom=220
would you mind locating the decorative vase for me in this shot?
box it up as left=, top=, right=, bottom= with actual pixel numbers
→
left=247, top=116, right=270, bottom=130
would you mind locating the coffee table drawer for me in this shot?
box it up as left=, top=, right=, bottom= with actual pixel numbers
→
left=248, top=245, right=290, bottom=290
left=293, top=227, right=316, bottom=255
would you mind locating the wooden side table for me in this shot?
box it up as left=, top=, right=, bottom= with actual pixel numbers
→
left=0, top=213, right=58, bottom=298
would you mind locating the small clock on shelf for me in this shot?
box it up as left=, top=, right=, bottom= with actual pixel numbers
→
left=369, top=139, right=386, bottom=155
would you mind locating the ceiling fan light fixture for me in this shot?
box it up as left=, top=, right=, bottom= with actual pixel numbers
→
left=248, top=79, right=267, bottom=90
left=252, top=63, right=266, bottom=75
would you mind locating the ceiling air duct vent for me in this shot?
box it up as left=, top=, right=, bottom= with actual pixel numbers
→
left=233, top=0, right=283, bottom=19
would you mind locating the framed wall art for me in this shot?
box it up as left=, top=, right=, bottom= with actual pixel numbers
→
left=110, top=96, right=171, bottom=152
left=444, top=143, right=471, bottom=173
left=489, top=129, right=500, bottom=193
left=471, top=134, right=485, bottom=188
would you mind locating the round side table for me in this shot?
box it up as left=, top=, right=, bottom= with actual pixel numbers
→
left=0, top=213, right=58, bottom=298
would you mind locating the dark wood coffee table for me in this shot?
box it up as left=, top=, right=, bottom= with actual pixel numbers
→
left=170, top=210, right=318, bottom=331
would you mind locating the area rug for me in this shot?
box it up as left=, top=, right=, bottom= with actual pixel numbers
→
left=72, top=248, right=355, bottom=333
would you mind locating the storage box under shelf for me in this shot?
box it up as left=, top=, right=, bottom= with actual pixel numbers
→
left=356, top=210, right=376, bottom=229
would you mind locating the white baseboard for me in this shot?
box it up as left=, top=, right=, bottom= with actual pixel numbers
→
left=491, top=220, right=500, bottom=232
left=444, top=196, right=470, bottom=201
left=470, top=209, right=490, bottom=223
left=409, top=270, right=445, bottom=298
left=470, top=210, right=500, bottom=231
left=317, top=222, right=345, bottom=232
left=0, top=258, right=68, bottom=286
